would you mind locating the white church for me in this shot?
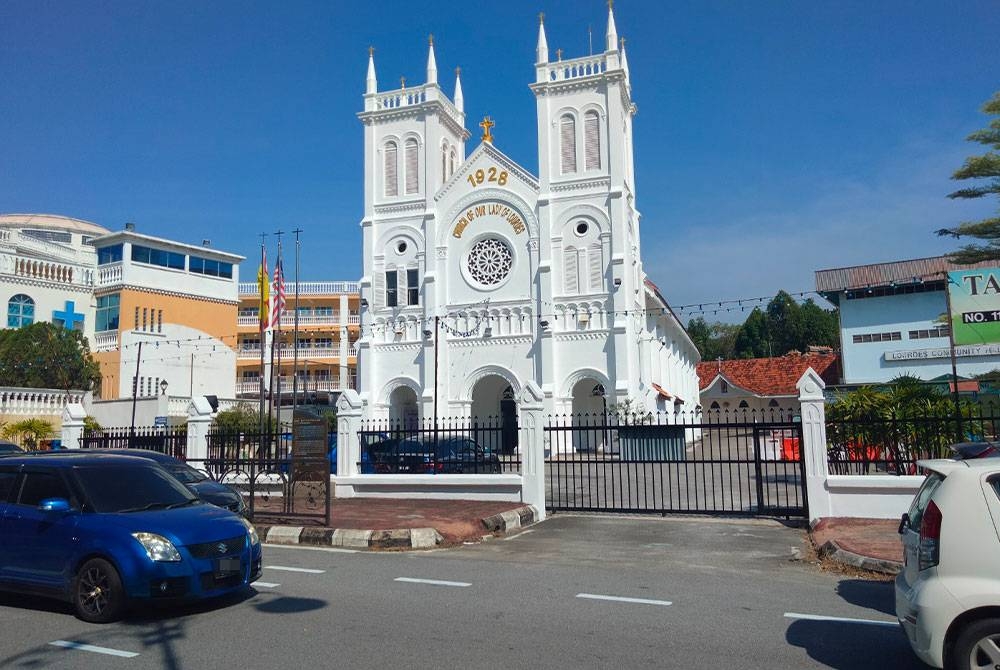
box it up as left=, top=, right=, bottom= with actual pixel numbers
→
left=356, top=5, right=701, bottom=427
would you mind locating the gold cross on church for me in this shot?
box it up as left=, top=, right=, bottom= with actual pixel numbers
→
left=479, top=116, right=495, bottom=143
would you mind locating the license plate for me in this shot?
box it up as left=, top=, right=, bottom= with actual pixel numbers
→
left=216, top=557, right=241, bottom=575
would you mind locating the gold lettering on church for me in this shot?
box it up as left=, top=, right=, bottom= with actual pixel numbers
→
left=452, top=201, right=526, bottom=238
left=467, top=166, right=508, bottom=188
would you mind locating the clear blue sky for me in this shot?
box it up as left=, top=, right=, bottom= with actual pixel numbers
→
left=1, top=0, right=998, bottom=321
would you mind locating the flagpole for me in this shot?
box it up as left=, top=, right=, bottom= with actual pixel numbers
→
left=257, top=233, right=268, bottom=439
left=274, top=230, right=285, bottom=432
left=291, top=228, right=302, bottom=416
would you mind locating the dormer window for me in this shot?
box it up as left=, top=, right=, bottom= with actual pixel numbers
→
left=720, top=380, right=729, bottom=394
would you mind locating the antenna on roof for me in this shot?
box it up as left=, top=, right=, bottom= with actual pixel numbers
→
left=202, top=239, right=211, bottom=247
left=124, top=222, right=135, bottom=232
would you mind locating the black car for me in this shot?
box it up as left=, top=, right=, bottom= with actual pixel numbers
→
left=42, top=449, right=248, bottom=516
left=0, top=441, right=24, bottom=456
left=433, top=437, right=502, bottom=474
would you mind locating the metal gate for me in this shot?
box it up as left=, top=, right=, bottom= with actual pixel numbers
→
left=544, top=411, right=807, bottom=518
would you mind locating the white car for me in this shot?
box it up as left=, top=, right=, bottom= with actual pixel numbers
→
left=896, top=458, right=1000, bottom=669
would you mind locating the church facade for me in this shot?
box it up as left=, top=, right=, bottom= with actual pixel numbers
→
left=356, top=6, right=700, bottom=426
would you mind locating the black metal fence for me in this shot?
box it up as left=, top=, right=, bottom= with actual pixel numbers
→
left=201, top=428, right=331, bottom=525
left=358, top=416, right=521, bottom=475
left=80, top=427, right=187, bottom=459
left=544, top=409, right=807, bottom=518
left=826, top=403, right=1000, bottom=475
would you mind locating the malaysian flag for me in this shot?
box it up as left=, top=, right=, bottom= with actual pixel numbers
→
left=271, top=258, right=286, bottom=329
left=257, top=250, right=269, bottom=332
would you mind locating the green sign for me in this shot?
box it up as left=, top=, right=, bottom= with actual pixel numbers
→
left=948, top=268, right=1000, bottom=345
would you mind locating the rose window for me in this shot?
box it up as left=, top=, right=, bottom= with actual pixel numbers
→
left=466, top=237, right=513, bottom=286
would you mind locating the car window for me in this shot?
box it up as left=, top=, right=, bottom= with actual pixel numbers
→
left=0, top=468, right=18, bottom=502
left=167, top=464, right=207, bottom=484
left=17, top=471, right=74, bottom=507
left=989, top=475, right=1000, bottom=501
left=73, top=465, right=197, bottom=513
left=907, top=472, right=945, bottom=531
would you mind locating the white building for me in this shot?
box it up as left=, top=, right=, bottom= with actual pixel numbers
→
left=357, top=7, right=700, bottom=426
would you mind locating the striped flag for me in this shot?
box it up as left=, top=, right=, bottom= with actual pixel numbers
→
left=271, top=258, right=286, bottom=328
left=257, top=251, right=270, bottom=332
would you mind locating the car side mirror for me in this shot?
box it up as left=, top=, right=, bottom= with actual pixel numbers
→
left=39, top=497, right=72, bottom=513
left=897, top=512, right=909, bottom=535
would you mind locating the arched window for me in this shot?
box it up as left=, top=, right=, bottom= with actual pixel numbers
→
left=384, top=141, right=398, bottom=197
left=738, top=400, right=750, bottom=409
left=584, top=110, right=601, bottom=170
left=404, top=139, right=419, bottom=194
left=560, top=114, right=576, bottom=174
left=709, top=401, right=720, bottom=410
left=768, top=399, right=780, bottom=408
left=449, top=149, right=457, bottom=177
left=7, top=294, right=34, bottom=328
left=441, top=141, right=449, bottom=183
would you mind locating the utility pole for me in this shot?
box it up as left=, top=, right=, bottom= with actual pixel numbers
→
left=129, top=341, right=143, bottom=434
left=433, top=315, right=440, bottom=445
left=291, top=228, right=302, bottom=418
left=943, top=272, right=964, bottom=441
left=258, top=232, right=268, bottom=438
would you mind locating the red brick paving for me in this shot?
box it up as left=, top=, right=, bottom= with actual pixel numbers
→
left=252, top=496, right=528, bottom=543
left=811, top=517, right=903, bottom=564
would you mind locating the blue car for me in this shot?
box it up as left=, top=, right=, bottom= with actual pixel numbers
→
left=0, top=453, right=262, bottom=622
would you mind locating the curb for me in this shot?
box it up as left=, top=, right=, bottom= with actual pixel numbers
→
left=815, top=539, right=903, bottom=575
left=255, top=504, right=541, bottom=551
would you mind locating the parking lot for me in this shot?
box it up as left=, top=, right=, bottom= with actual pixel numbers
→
left=0, top=514, right=924, bottom=669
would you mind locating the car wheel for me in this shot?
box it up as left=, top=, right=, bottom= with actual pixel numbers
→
left=73, top=558, right=126, bottom=623
left=950, top=617, right=1000, bottom=670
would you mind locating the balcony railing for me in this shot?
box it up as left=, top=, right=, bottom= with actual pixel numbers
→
left=236, top=345, right=345, bottom=360
left=97, top=262, right=123, bottom=286
left=93, top=330, right=119, bottom=352
left=238, top=281, right=359, bottom=296
left=237, top=311, right=357, bottom=327
left=235, top=379, right=349, bottom=395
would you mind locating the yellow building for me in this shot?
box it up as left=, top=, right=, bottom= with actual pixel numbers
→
left=236, top=281, right=360, bottom=404
left=92, top=228, right=244, bottom=400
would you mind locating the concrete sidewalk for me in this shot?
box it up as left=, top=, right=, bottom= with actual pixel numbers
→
left=252, top=498, right=540, bottom=550
left=810, top=517, right=903, bottom=574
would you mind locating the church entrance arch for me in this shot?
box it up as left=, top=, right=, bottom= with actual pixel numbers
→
left=470, top=374, right=518, bottom=455
left=388, top=385, right=419, bottom=428
left=571, top=378, right=609, bottom=452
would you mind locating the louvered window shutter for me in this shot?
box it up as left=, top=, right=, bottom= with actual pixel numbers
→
left=564, top=247, right=579, bottom=294
left=373, top=270, right=385, bottom=309
left=560, top=116, right=576, bottom=174
left=584, top=112, right=600, bottom=170
left=441, top=147, right=447, bottom=183
left=588, top=243, right=603, bottom=292
left=384, top=143, right=398, bottom=197
left=397, top=268, right=407, bottom=304
left=405, top=140, right=419, bottom=194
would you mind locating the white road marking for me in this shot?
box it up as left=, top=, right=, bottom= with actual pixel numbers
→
left=265, top=565, right=325, bottom=574
left=254, top=582, right=280, bottom=588
left=783, top=612, right=898, bottom=627
left=503, top=529, right=535, bottom=540
left=49, top=640, right=139, bottom=658
left=576, top=593, right=673, bottom=607
left=264, top=544, right=358, bottom=554
left=395, top=577, right=471, bottom=587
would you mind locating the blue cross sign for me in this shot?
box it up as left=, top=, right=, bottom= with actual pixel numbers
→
left=53, top=300, right=85, bottom=330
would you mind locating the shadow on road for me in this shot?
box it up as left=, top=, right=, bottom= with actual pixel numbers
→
left=253, top=595, right=327, bottom=614
left=836, top=579, right=896, bottom=616
left=785, top=619, right=930, bottom=669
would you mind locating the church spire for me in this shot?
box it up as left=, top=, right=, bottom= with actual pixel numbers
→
left=620, top=37, right=630, bottom=79
left=605, top=0, right=618, bottom=52
left=366, top=46, right=377, bottom=94
left=426, top=34, right=438, bottom=85
left=536, top=12, right=549, bottom=64
left=454, top=67, right=464, bottom=113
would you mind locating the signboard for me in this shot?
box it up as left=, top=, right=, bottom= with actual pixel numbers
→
left=153, top=416, right=167, bottom=428
left=885, top=343, right=1000, bottom=361
left=291, top=417, right=327, bottom=482
left=948, top=268, right=1000, bottom=345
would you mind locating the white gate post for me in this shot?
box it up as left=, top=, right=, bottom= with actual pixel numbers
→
left=336, top=389, right=364, bottom=486
left=797, top=368, right=831, bottom=522
left=186, top=396, right=213, bottom=461
left=519, top=380, right=546, bottom=521
left=61, top=403, right=87, bottom=449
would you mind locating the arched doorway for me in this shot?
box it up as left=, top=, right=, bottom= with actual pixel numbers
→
left=571, top=379, right=608, bottom=452
left=388, top=385, right=419, bottom=428
left=470, top=374, right=518, bottom=454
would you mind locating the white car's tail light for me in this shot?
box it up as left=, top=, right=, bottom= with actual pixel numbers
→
left=918, top=500, right=942, bottom=570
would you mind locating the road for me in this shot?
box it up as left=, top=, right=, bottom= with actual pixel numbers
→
left=0, top=514, right=926, bottom=669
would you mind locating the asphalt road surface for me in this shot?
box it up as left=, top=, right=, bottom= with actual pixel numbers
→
left=0, top=514, right=926, bottom=669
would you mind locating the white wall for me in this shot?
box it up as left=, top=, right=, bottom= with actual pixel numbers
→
left=118, top=324, right=236, bottom=399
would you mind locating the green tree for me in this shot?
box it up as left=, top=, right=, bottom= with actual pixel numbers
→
left=686, top=317, right=739, bottom=360
left=765, top=291, right=802, bottom=354
left=0, top=323, right=101, bottom=391
left=732, top=308, right=770, bottom=358
left=212, top=403, right=262, bottom=433
left=730, top=293, right=838, bottom=359
left=935, top=91, right=1000, bottom=263
left=1, top=418, right=55, bottom=450
left=797, top=299, right=839, bottom=351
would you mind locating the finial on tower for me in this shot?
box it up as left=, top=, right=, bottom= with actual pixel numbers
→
left=556, top=48, right=563, bottom=61
left=479, top=116, right=495, bottom=143
left=400, top=76, right=406, bottom=90
left=605, top=0, right=619, bottom=52
left=536, top=11, right=549, bottom=63
left=426, top=34, right=438, bottom=84
left=454, top=67, right=464, bottom=113
left=366, top=46, right=377, bottom=94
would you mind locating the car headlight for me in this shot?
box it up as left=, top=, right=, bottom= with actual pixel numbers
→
left=132, top=532, right=181, bottom=562
left=241, top=517, right=260, bottom=546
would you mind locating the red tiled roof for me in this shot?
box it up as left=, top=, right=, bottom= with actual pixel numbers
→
left=697, top=353, right=839, bottom=397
